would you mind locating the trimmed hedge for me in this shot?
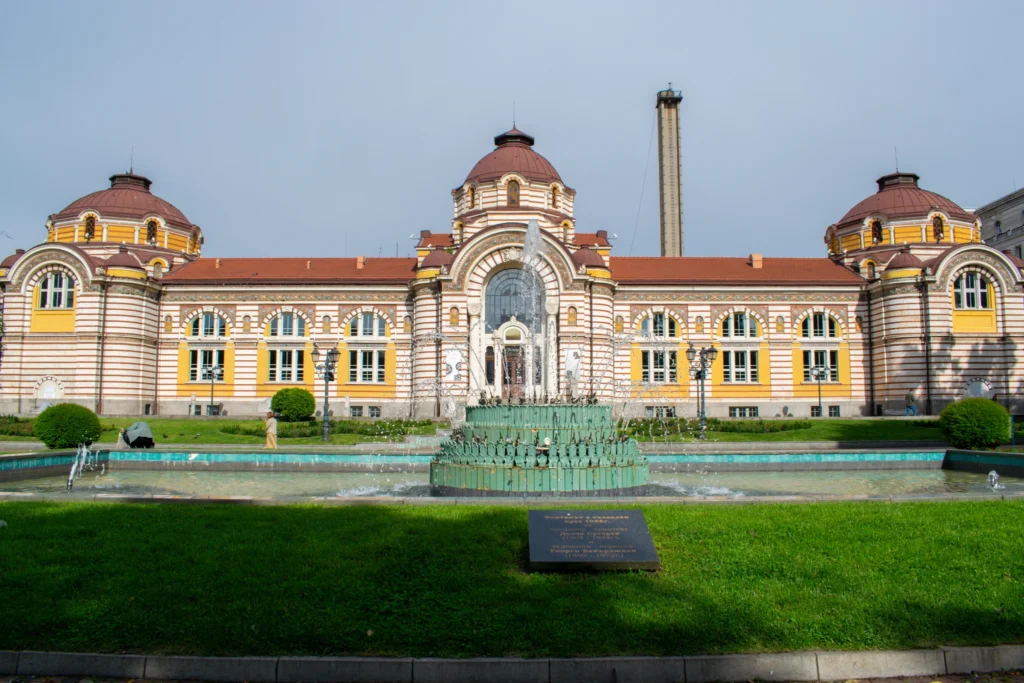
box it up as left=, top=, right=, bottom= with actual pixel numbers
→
left=939, top=398, right=1009, bottom=450
left=620, top=417, right=812, bottom=438
left=33, top=403, right=101, bottom=448
left=270, top=388, right=316, bottom=422
left=0, top=415, right=34, bottom=437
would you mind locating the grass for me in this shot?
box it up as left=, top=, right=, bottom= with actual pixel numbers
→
left=0, top=500, right=1020, bottom=657
left=0, top=417, right=442, bottom=446
left=631, top=418, right=945, bottom=443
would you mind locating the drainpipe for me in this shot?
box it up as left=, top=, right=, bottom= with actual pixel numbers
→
left=96, top=282, right=109, bottom=415
left=435, top=281, right=442, bottom=419
left=588, top=281, right=595, bottom=398
left=919, top=279, right=933, bottom=416
left=865, top=289, right=875, bottom=416
left=152, top=287, right=161, bottom=415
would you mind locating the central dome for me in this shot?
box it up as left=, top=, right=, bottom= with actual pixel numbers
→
left=465, top=128, right=562, bottom=185
left=53, top=173, right=194, bottom=230
left=836, top=172, right=971, bottom=229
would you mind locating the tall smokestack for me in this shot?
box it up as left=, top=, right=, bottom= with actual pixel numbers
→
left=656, top=85, right=684, bottom=257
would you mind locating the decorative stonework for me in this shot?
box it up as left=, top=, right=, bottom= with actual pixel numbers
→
left=616, top=292, right=861, bottom=304
left=11, top=250, right=91, bottom=292
left=161, top=292, right=406, bottom=303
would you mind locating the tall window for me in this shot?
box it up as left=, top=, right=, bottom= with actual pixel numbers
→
left=485, top=346, right=495, bottom=385
left=485, top=269, right=543, bottom=332
left=146, top=220, right=158, bottom=243
left=550, top=185, right=559, bottom=210
left=38, top=272, right=75, bottom=309
left=468, top=186, right=476, bottom=209
left=932, top=216, right=945, bottom=242
left=270, top=312, right=306, bottom=337
left=348, top=350, right=386, bottom=383
left=801, top=313, right=838, bottom=338
left=802, top=350, right=839, bottom=382
left=567, top=307, right=577, bottom=325
left=449, top=307, right=460, bottom=327
left=640, top=312, right=678, bottom=338
left=268, top=349, right=304, bottom=382
left=84, top=216, right=96, bottom=241
left=189, top=349, right=225, bottom=382
left=722, top=350, right=759, bottom=383
left=349, top=312, right=387, bottom=336
left=871, top=220, right=883, bottom=244
left=191, top=312, right=228, bottom=337
left=507, top=179, right=520, bottom=206
left=640, top=350, right=677, bottom=383
left=867, top=262, right=877, bottom=280
left=721, top=311, right=757, bottom=338
left=953, top=272, right=991, bottom=310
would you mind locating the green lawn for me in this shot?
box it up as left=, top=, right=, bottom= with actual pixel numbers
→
left=0, top=500, right=1020, bottom=657
left=677, top=419, right=943, bottom=443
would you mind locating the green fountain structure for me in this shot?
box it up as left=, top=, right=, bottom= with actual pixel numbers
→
left=430, top=404, right=648, bottom=496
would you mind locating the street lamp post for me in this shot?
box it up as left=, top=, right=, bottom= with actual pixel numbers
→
left=311, top=343, right=341, bottom=443
left=686, top=343, right=719, bottom=440
left=810, top=365, right=826, bottom=417
left=202, top=365, right=223, bottom=416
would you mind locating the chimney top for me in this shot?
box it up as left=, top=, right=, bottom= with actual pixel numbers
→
left=356, top=256, right=365, bottom=270
left=215, top=258, right=222, bottom=269
left=749, top=253, right=763, bottom=269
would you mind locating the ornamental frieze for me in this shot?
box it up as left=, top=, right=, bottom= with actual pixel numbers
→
left=615, top=292, right=860, bottom=303
left=934, top=249, right=1016, bottom=289
left=160, top=291, right=407, bottom=303
left=449, top=231, right=575, bottom=291
left=11, top=251, right=91, bottom=290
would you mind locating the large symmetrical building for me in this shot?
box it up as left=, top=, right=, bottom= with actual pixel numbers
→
left=1, top=98, right=1022, bottom=419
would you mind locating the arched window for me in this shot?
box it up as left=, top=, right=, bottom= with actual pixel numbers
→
left=932, top=216, right=945, bottom=242
left=695, top=316, right=704, bottom=334
left=614, top=316, right=624, bottom=333
left=269, top=312, right=306, bottom=337
left=775, top=316, right=785, bottom=334
left=550, top=185, right=560, bottom=210
left=801, top=312, right=839, bottom=338
left=485, top=346, right=495, bottom=385
left=38, top=271, right=75, bottom=309
left=192, top=312, right=228, bottom=337
left=507, top=179, right=520, bottom=206
left=164, top=315, right=173, bottom=333
left=403, top=316, right=412, bottom=334
left=243, top=315, right=252, bottom=333
left=640, top=312, right=678, bottom=338
left=485, top=269, right=543, bottom=332
left=349, top=311, right=387, bottom=336
left=449, top=307, right=460, bottom=327
left=468, top=186, right=476, bottom=209
left=721, top=311, right=758, bottom=338
left=953, top=272, right=991, bottom=309
left=322, top=315, right=332, bottom=333
left=146, top=220, right=158, bottom=244
left=84, top=216, right=96, bottom=241
left=567, top=306, right=577, bottom=325
left=867, top=262, right=877, bottom=280
left=871, top=220, right=883, bottom=244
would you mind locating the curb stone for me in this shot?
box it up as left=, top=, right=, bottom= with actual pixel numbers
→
left=944, top=645, right=1024, bottom=674
left=413, top=657, right=548, bottom=683
left=277, top=656, right=413, bottom=683
left=816, top=648, right=945, bottom=679
left=16, top=651, right=145, bottom=678
left=550, top=656, right=685, bottom=683
left=145, top=655, right=278, bottom=682
left=0, top=651, right=18, bottom=674
left=686, top=652, right=819, bottom=682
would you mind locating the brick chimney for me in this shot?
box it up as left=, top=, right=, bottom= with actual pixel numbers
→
left=749, top=253, right=762, bottom=269
left=215, top=258, right=222, bottom=269
left=356, top=256, right=365, bottom=270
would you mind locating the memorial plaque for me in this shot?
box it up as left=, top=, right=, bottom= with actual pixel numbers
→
left=528, top=509, right=660, bottom=571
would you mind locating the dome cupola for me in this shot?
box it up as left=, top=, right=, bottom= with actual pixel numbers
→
left=465, top=128, right=562, bottom=185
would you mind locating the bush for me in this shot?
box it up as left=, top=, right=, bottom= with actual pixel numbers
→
left=939, top=398, right=1010, bottom=450
left=270, top=388, right=316, bottom=422
left=619, top=417, right=813, bottom=439
left=34, top=403, right=101, bottom=448
left=0, top=415, right=34, bottom=437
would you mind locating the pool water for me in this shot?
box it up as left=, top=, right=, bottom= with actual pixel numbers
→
left=2, top=469, right=1021, bottom=498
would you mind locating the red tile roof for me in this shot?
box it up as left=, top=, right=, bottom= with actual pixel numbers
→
left=575, top=232, right=610, bottom=247
left=163, top=257, right=417, bottom=285
left=416, top=232, right=453, bottom=248
left=609, top=257, right=863, bottom=286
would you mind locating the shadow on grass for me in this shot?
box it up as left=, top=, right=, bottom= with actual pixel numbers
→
left=0, top=501, right=1021, bottom=657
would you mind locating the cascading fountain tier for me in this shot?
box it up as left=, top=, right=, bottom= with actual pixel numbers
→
left=430, top=404, right=648, bottom=496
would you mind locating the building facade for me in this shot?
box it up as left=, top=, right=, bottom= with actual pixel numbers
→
left=978, top=187, right=1024, bottom=260
left=1, top=128, right=1022, bottom=419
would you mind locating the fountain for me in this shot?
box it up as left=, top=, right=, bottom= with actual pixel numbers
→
left=429, top=403, right=648, bottom=496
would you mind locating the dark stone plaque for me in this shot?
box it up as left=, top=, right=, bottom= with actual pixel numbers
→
left=528, top=509, right=660, bottom=571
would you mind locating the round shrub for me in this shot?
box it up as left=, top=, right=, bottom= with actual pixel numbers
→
left=939, top=398, right=1009, bottom=450
left=34, top=403, right=101, bottom=449
left=270, top=387, right=316, bottom=422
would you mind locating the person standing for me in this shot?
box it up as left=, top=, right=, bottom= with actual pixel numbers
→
left=905, top=390, right=917, bottom=417
left=265, top=411, right=278, bottom=449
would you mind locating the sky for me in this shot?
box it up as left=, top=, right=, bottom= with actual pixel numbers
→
left=1, top=0, right=1022, bottom=260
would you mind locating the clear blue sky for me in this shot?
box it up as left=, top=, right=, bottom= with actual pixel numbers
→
left=1, top=1, right=1021, bottom=259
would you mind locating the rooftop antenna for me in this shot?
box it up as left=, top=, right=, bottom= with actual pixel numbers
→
left=894, top=145, right=899, bottom=173
left=130, top=145, right=134, bottom=174
left=512, top=100, right=516, bottom=128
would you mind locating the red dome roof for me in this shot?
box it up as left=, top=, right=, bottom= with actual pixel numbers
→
left=572, top=246, right=606, bottom=269
left=886, top=249, right=925, bottom=269
left=419, top=248, right=454, bottom=269
left=105, top=246, right=144, bottom=269
left=837, top=173, right=971, bottom=230
left=465, top=129, right=562, bottom=185
left=1, top=249, right=25, bottom=269
left=52, top=173, right=194, bottom=229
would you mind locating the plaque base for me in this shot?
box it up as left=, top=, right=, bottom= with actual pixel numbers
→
left=528, top=509, right=661, bottom=572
